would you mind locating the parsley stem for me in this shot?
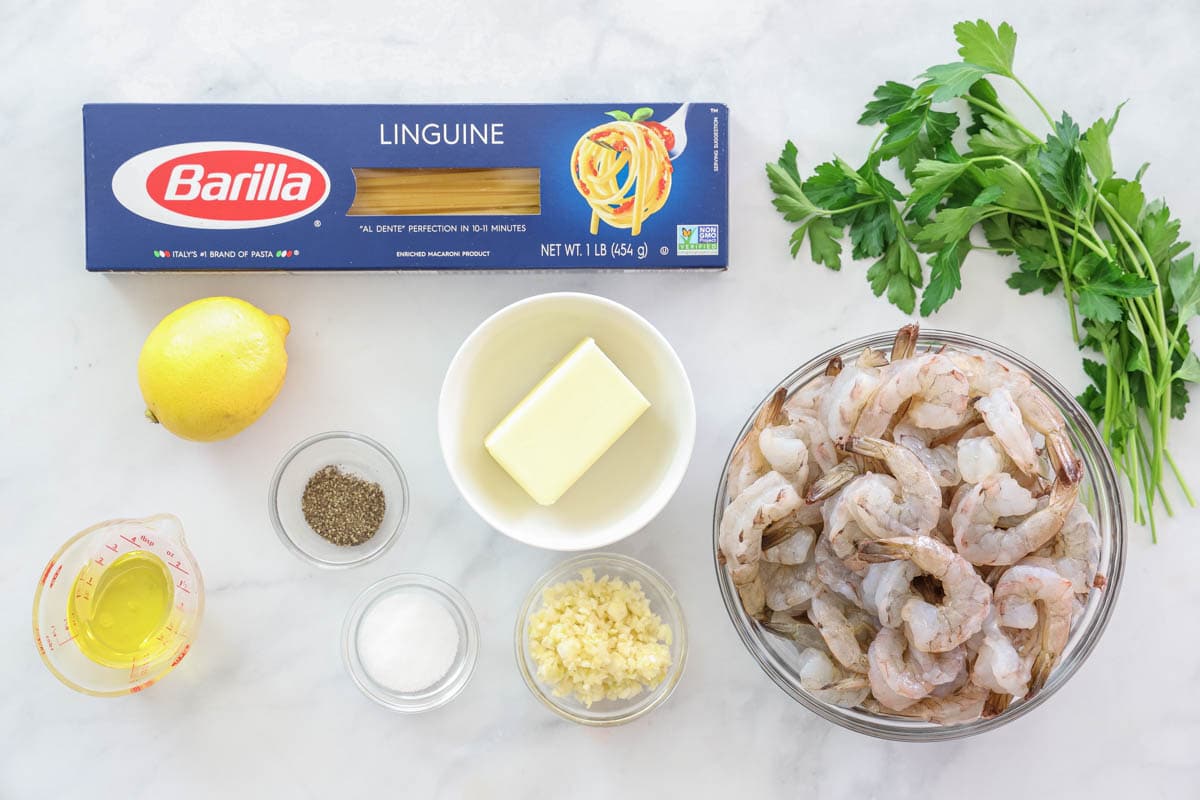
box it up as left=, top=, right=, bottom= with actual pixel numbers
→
left=999, top=208, right=1107, bottom=255
left=970, top=155, right=1080, bottom=341
left=1011, top=75, right=1056, bottom=128
left=961, top=96, right=1041, bottom=142
left=1164, top=448, right=1196, bottom=505
left=826, top=198, right=888, bottom=215
left=1097, top=194, right=1172, bottom=339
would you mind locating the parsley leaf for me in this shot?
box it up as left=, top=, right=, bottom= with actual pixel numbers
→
left=979, top=164, right=1039, bottom=211
left=1175, top=352, right=1200, bottom=383
left=1080, top=116, right=1113, bottom=185
left=909, top=159, right=971, bottom=220
left=807, top=217, right=844, bottom=269
left=766, top=162, right=824, bottom=220
left=1077, top=290, right=1123, bottom=322
left=968, top=114, right=1035, bottom=159
left=954, top=20, right=1017, bottom=77
left=915, top=205, right=998, bottom=248
left=1140, top=201, right=1184, bottom=268
left=867, top=238, right=920, bottom=313
left=843, top=203, right=896, bottom=259
left=802, top=160, right=862, bottom=209
left=1035, top=113, right=1087, bottom=213
left=921, top=239, right=970, bottom=314
left=918, top=62, right=995, bottom=103
left=1169, top=254, right=1200, bottom=317
left=859, top=82, right=916, bottom=125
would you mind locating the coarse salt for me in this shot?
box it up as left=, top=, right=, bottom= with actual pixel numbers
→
left=357, top=591, right=459, bottom=693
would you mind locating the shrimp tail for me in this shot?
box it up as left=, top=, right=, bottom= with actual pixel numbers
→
left=824, top=676, right=871, bottom=692
left=1047, top=431, right=1083, bottom=484
left=982, top=691, right=1012, bottom=718
left=825, top=355, right=844, bottom=377
left=1028, top=650, right=1058, bottom=696
left=805, top=461, right=860, bottom=503
left=765, top=386, right=788, bottom=426
left=731, top=387, right=788, bottom=465
left=760, top=521, right=799, bottom=552
left=841, top=435, right=888, bottom=461
left=856, top=538, right=907, bottom=564
left=858, top=347, right=890, bottom=368
left=892, top=323, right=920, bottom=361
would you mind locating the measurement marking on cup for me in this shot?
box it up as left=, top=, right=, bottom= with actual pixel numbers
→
left=167, top=560, right=189, bottom=575
left=120, top=535, right=141, bottom=549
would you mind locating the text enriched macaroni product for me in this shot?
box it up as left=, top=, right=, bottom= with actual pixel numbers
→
left=83, top=103, right=728, bottom=272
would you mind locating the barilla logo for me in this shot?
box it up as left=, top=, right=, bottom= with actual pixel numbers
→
left=111, top=142, right=330, bottom=229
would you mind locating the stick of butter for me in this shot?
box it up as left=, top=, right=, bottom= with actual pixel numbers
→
left=484, top=338, right=650, bottom=506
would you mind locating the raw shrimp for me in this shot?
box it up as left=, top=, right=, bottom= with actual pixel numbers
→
left=820, top=348, right=888, bottom=443
left=814, top=535, right=865, bottom=606
left=893, top=421, right=960, bottom=487
left=867, top=626, right=965, bottom=712
left=862, top=560, right=921, bottom=628
left=858, top=536, right=991, bottom=652
left=971, top=609, right=1031, bottom=697
left=759, top=422, right=812, bottom=490
left=824, top=475, right=892, bottom=560
left=1033, top=502, right=1101, bottom=594
left=957, top=435, right=1010, bottom=484
left=784, top=370, right=837, bottom=419
left=762, top=504, right=825, bottom=553
left=728, top=388, right=786, bottom=498
left=995, top=563, right=1074, bottom=693
left=842, top=436, right=941, bottom=538
left=796, top=647, right=871, bottom=708
left=892, top=682, right=989, bottom=724
left=791, top=413, right=840, bottom=473
left=720, top=471, right=802, bottom=617
left=721, top=471, right=802, bottom=581
left=810, top=589, right=872, bottom=673
left=854, top=353, right=970, bottom=438
left=763, top=525, right=816, bottom=565
left=944, top=351, right=1082, bottom=483
left=953, top=473, right=1077, bottom=565
left=975, top=387, right=1039, bottom=477
left=763, top=613, right=828, bottom=650
left=763, top=560, right=822, bottom=612
left=867, top=626, right=931, bottom=711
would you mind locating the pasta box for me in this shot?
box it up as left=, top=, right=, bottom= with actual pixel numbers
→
left=82, top=103, right=729, bottom=272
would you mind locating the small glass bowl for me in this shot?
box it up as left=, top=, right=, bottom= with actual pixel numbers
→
left=515, top=553, right=688, bottom=726
left=342, top=573, right=479, bottom=713
left=269, top=431, right=409, bottom=568
left=713, top=329, right=1127, bottom=741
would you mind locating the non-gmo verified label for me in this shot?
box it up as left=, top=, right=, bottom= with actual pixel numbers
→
left=677, top=223, right=719, bottom=255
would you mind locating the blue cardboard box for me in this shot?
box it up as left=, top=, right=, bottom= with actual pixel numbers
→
left=83, top=103, right=728, bottom=272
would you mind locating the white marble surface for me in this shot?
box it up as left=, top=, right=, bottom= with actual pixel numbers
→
left=4, top=0, right=1200, bottom=796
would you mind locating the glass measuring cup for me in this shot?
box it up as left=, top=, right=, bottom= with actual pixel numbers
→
left=32, top=514, right=204, bottom=696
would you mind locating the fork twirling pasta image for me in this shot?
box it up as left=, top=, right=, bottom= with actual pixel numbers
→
left=570, top=108, right=675, bottom=236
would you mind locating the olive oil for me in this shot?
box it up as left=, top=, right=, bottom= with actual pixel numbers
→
left=67, top=551, right=175, bottom=667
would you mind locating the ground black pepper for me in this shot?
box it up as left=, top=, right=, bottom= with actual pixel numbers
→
left=301, top=465, right=386, bottom=546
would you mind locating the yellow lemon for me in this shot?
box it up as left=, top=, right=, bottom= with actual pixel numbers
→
left=138, top=297, right=290, bottom=442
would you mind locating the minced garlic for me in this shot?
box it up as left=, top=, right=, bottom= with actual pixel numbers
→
left=529, top=568, right=673, bottom=707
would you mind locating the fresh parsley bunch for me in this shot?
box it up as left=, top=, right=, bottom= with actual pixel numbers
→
left=768, top=20, right=1196, bottom=538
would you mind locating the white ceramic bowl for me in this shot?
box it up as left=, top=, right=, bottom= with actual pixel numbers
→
left=439, top=292, right=695, bottom=550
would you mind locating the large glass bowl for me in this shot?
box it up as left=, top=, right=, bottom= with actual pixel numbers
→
left=712, top=329, right=1126, bottom=741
